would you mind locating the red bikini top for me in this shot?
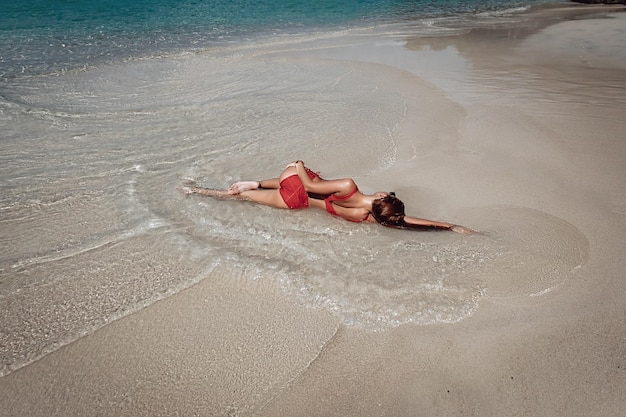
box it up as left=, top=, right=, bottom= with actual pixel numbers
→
left=324, top=188, right=369, bottom=222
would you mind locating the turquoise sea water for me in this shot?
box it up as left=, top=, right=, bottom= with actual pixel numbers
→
left=1, top=0, right=560, bottom=78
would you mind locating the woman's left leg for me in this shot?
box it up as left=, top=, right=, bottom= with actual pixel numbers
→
left=229, top=178, right=282, bottom=193
left=230, top=163, right=321, bottom=193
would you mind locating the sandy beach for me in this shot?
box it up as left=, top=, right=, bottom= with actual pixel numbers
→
left=1, top=4, right=625, bottom=417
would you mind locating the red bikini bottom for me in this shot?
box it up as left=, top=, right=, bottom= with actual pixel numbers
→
left=279, top=168, right=320, bottom=209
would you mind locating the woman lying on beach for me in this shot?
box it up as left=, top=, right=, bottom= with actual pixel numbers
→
left=180, top=160, right=476, bottom=234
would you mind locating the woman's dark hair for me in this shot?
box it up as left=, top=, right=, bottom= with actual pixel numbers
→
left=371, top=193, right=450, bottom=231
left=371, top=194, right=406, bottom=227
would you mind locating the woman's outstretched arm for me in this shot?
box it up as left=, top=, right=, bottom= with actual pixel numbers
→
left=403, top=216, right=453, bottom=230
left=403, top=215, right=476, bottom=234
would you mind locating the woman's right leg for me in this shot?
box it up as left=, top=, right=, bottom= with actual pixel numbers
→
left=239, top=189, right=288, bottom=208
left=180, top=186, right=245, bottom=199
left=180, top=186, right=288, bottom=208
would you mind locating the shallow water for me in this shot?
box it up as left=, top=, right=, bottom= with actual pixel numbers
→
left=0, top=3, right=602, bottom=376
left=0, top=30, right=593, bottom=377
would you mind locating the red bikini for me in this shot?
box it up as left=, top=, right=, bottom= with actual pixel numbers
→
left=324, top=188, right=369, bottom=222
left=279, top=168, right=320, bottom=209
left=280, top=168, right=369, bottom=222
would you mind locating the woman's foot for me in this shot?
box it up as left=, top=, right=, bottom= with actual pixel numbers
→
left=182, top=177, right=197, bottom=186
left=177, top=186, right=194, bottom=195
left=228, top=181, right=259, bottom=194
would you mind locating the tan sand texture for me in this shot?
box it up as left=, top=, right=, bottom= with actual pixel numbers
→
left=0, top=270, right=339, bottom=415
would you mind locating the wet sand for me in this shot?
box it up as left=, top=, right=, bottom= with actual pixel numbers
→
left=1, top=5, right=625, bottom=417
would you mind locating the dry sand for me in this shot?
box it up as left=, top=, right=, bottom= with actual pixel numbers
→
left=1, top=5, right=625, bottom=417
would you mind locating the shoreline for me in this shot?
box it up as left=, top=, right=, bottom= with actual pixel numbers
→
left=2, top=5, right=625, bottom=416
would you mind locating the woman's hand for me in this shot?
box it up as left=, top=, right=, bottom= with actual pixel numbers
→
left=450, top=225, right=478, bottom=235
left=285, top=160, right=303, bottom=168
